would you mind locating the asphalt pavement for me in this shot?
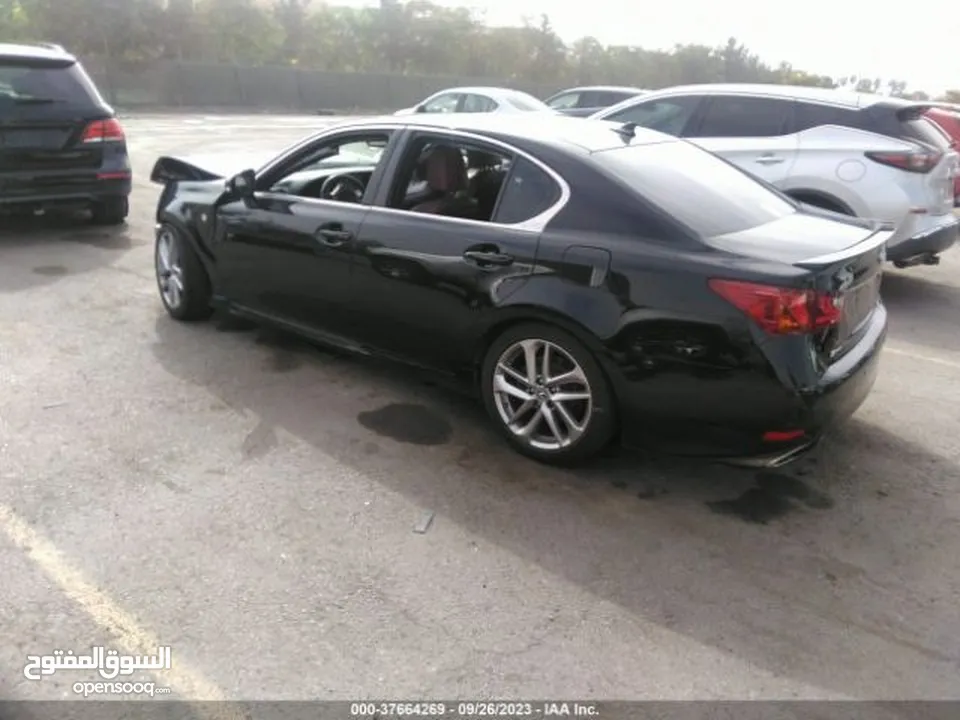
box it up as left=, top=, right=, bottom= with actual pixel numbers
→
left=0, top=114, right=958, bottom=705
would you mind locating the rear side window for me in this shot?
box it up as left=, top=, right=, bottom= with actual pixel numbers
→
left=594, top=140, right=796, bottom=237
left=422, top=93, right=461, bottom=113
left=793, top=102, right=863, bottom=132
left=0, top=60, right=103, bottom=108
left=462, top=94, right=497, bottom=113
left=604, top=97, right=701, bottom=137
left=903, top=117, right=951, bottom=150
left=494, top=157, right=561, bottom=224
left=690, top=96, right=793, bottom=138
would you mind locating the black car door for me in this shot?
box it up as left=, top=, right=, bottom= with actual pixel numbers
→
left=347, top=129, right=565, bottom=371
left=213, top=127, right=400, bottom=340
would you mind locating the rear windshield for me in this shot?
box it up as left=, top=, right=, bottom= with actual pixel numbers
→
left=594, top=139, right=797, bottom=237
left=505, top=93, right=548, bottom=112
left=0, top=59, right=103, bottom=108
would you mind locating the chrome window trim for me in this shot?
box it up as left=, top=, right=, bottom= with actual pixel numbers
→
left=253, top=122, right=571, bottom=235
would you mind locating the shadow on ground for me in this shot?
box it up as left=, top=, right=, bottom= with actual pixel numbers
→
left=0, top=210, right=134, bottom=294
left=149, top=313, right=960, bottom=697
left=881, top=271, right=960, bottom=355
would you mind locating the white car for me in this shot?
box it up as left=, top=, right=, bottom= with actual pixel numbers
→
left=590, top=83, right=959, bottom=268
left=394, top=86, right=554, bottom=116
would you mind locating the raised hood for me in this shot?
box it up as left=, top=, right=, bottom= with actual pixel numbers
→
left=150, top=151, right=277, bottom=184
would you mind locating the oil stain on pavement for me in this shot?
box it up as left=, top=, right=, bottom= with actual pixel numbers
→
left=254, top=327, right=305, bottom=373
left=708, top=470, right=834, bottom=524
left=358, top=403, right=453, bottom=446
left=32, top=265, right=70, bottom=276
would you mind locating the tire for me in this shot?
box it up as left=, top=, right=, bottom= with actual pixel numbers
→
left=791, top=194, right=851, bottom=216
left=90, top=196, right=129, bottom=226
left=480, top=322, right=617, bottom=466
left=154, top=224, right=214, bottom=322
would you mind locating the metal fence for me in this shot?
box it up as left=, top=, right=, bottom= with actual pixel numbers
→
left=81, top=57, right=561, bottom=113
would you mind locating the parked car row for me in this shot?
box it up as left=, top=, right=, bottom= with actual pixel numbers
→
left=589, top=84, right=960, bottom=268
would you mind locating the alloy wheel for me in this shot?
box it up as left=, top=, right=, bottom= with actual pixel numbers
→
left=156, top=228, right=184, bottom=310
left=492, top=338, right=593, bottom=452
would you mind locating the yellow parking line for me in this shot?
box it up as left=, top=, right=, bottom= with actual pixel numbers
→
left=886, top=345, right=960, bottom=370
left=0, top=503, right=242, bottom=719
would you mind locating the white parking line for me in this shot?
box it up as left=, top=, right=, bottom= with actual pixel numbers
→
left=886, top=345, right=960, bottom=370
left=0, top=503, right=242, bottom=718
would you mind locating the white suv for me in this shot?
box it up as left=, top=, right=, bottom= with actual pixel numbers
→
left=590, top=84, right=959, bottom=268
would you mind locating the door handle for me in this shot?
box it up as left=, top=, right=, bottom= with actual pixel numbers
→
left=463, top=249, right=514, bottom=267
left=316, top=224, right=353, bottom=247
left=755, top=154, right=785, bottom=165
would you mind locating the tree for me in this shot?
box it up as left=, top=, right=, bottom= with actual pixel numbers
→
left=0, top=0, right=945, bottom=98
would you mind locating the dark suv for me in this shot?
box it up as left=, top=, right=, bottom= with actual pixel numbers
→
left=0, top=42, right=130, bottom=225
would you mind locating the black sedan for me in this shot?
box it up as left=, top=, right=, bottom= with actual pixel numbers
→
left=150, top=114, right=888, bottom=467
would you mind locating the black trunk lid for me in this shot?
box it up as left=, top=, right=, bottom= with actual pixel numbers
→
left=709, top=210, right=889, bottom=360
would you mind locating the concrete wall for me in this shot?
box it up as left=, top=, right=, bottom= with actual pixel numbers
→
left=82, top=58, right=562, bottom=112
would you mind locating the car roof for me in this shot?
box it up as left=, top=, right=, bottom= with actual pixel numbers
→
left=343, top=113, right=673, bottom=153
left=0, top=42, right=74, bottom=63
left=558, top=85, right=648, bottom=94
left=634, top=83, right=925, bottom=110
left=431, top=86, right=531, bottom=97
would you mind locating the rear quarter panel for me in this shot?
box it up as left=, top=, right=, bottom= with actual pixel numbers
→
left=782, top=125, right=923, bottom=220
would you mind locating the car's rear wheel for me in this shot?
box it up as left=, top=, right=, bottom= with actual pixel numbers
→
left=90, top=196, right=129, bottom=226
left=155, top=224, right=213, bottom=322
left=480, top=323, right=617, bottom=465
left=790, top=193, right=852, bottom=216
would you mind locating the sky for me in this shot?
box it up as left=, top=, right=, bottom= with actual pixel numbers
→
left=338, top=0, right=960, bottom=95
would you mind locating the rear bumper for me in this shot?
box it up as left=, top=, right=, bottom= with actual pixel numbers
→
left=0, top=175, right=131, bottom=208
left=885, top=214, right=958, bottom=262
left=615, top=306, right=887, bottom=465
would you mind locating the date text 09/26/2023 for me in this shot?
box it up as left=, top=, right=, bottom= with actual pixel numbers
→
left=350, top=702, right=600, bottom=718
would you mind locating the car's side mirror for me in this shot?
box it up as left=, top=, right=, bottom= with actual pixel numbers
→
left=226, top=169, right=256, bottom=199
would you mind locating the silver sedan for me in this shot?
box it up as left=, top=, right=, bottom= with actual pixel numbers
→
left=393, top=86, right=555, bottom=116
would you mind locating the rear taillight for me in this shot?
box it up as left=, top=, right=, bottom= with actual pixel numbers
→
left=709, top=279, right=842, bottom=335
left=865, top=149, right=941, bottom=173
left=81, top=118, right=125, bottom=143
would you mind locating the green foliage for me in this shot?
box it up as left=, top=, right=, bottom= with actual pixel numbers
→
left=0, top=0, right=928, bottom=95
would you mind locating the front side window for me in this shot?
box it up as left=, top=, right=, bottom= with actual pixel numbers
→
left=421, top=93, right=461, bottom=113
left=264, top=132, right=392, bottom=204
left=605, top=97, right=701, bottom=137
left=547, top=92, right=581, bottom=110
